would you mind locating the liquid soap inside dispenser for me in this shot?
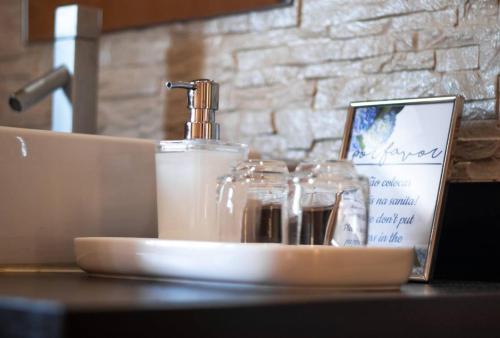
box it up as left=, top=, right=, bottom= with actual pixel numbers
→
left=156, top=79, right=248, bottom=241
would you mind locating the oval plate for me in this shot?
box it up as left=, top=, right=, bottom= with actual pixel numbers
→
left=75, top=237, right=414, bottom=289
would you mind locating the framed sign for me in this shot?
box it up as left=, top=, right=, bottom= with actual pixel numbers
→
left=340, top=96, right=463, bottom=281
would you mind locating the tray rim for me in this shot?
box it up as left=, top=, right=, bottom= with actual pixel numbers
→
left=74, top=237, right=415, bottom=288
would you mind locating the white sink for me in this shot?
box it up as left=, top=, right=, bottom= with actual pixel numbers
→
left=0, top=126, right=157, bottom=265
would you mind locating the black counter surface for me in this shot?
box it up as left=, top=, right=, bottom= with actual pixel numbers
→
left=1, top=272, right=500, bottom=338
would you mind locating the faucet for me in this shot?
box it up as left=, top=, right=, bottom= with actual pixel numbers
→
left=9, top=5, right=102, bottom=134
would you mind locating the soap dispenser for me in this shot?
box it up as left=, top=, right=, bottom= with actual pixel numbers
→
left=156, top=79, right=248, bottom=241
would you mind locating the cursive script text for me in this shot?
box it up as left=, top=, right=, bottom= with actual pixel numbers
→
left=352, top=142, right=443, bottom=165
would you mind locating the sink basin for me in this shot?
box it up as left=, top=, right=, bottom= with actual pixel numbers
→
left=0, top=126, right=157, bottom=265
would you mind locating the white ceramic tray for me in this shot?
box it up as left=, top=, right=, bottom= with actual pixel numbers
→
left=74, top=237, right=414, bottom=289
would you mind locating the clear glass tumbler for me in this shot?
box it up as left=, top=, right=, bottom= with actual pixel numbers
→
left=216, top=160, right=290, bottom=243
left=291, top=160, right=368, bottom=246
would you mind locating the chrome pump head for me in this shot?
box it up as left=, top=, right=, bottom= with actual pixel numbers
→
left=165, top=79, right=220, bottom=140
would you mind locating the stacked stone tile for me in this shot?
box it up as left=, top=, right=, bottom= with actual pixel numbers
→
left=0, top=0, right=499, bottom=180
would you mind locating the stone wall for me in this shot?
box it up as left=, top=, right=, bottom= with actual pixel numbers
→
left=1, top=0, right=499, bottom=180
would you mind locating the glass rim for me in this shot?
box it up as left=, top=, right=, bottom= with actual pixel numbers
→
left=234, top=159, right=289, bottom=175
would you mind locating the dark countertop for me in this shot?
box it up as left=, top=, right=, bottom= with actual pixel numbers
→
left=1, top=271, right=500, bottom=338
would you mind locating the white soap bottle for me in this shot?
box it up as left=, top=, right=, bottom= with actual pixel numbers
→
left=156, top=79, right=248, bottom=241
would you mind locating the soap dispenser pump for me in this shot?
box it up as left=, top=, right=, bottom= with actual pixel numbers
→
left=156, top=79, right=248, bottom=242
left=165, top=80, right=220, bottom=140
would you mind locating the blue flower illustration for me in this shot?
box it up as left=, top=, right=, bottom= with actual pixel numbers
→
left=350, top=105, right=404, bottom=153
left=353, top=106, right=377, bottom=136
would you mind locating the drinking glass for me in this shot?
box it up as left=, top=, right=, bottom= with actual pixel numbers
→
left=291, top=160, right=368, bottom=246
left=216, top=160, right=290, bottom=243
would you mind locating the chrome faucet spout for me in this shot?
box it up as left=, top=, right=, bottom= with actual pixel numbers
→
left=8, top=5, right=101, bottom=134
left=9, top=66, right=70, bottom=112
